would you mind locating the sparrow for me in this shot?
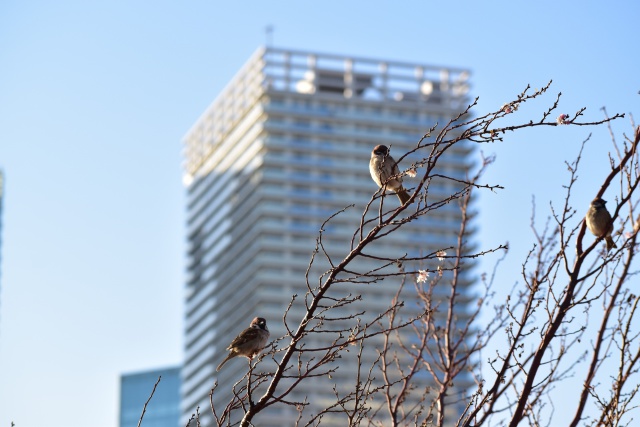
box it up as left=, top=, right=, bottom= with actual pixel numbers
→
left=369, top=145, right=411, bottom=205
left=216, top=317, right=270, bottom=371
left=586, top=197, right=617, bottom=251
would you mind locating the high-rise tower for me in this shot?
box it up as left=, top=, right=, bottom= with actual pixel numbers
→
left=181, top=47, right=472, bottom=426
left=0, top=170, right=4, bottom=324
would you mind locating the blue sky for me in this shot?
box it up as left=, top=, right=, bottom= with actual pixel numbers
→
left=0, top=1, right=638, bottom=426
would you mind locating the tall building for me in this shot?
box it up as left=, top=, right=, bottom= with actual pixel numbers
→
left=119, top=366, right=181, bottom=427
left=181, top=47, right=473, bottom=426
left=0, top=170, right=4, bottom=323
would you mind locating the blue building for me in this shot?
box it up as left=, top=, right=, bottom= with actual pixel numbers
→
left=119, top=366, right=181, bottom=427
left=0, top=170, right=4, bottom=321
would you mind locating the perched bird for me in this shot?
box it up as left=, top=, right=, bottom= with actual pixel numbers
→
left=216, top=317, right=270, bottom=371
left=586, top=197, right=617, bottom=251
left=369, top=145, right=411, bottom=205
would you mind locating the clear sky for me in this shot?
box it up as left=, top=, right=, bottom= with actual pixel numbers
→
left=0, top=1, right=638, bottom=426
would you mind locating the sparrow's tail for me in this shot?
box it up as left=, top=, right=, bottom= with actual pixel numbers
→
left=396, top=188, right=411, bottom=205
left=216, top=353, right=234, bottom=372
left=605, top=235, right=617, bottom=252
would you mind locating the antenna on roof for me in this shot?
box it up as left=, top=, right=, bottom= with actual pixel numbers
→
left=265, top=25, right=274, bottom=47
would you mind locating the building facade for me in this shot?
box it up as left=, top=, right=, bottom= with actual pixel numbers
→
left=0, top=170, right=4, bottom=323
left=181, top=47, right=473, bottom=426
left=119, top=366, right=181, bottom=427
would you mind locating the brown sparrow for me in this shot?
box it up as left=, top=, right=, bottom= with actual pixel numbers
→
left=216, top=317, right=270, bottom=371
left=369, top=145, right=411, bottom=205
left=586, top=197, right=617, bottom=251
